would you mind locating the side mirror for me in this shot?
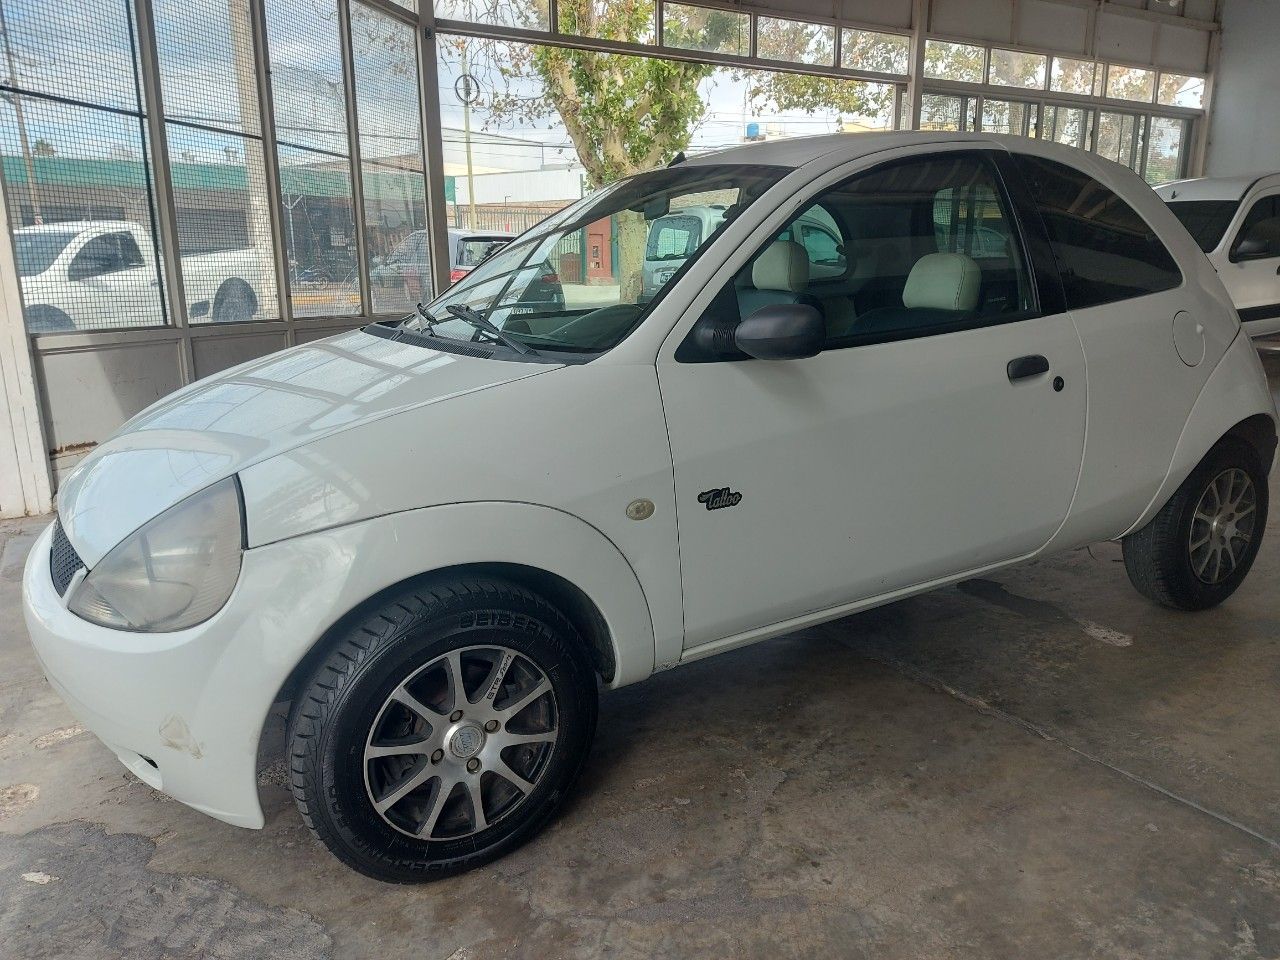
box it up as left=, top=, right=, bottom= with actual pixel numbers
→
left=1233, top=236, right=1273, bottom=262
left=734, top=303, right=825, bottom=360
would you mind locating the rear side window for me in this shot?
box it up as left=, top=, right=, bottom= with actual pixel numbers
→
left=457, top=237, right=507, bottom=267
left=68, top=232, right=141, bottom=281
left=1014, top=155, right=1181, bottom=310
left=1166, top=199, right=1240, bottom=253
left=647, top=216, right=701, bottom=260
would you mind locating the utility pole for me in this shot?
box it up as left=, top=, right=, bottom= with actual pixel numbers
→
left=0, top=0, right=41, bottom=224
left=460, top=43, right=477, bottom=229
left=229, top=0, right=271, bottom=256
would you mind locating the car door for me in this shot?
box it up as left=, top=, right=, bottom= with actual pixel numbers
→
left=66, top=231, right=164, bottom=329
left=1219, top=191, right=1280, bottom=336
left=657, top=149, right=1088, bottom=651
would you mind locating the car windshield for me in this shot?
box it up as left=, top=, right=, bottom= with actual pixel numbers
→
left=1166, top=199, right=1240, bottom=253
left=400, top=164, right=785, bottom=355
left=14, top=230, right=78, bottom=276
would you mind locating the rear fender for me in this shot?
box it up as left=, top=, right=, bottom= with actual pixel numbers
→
left=1121, top=333, right=1278, bottom=537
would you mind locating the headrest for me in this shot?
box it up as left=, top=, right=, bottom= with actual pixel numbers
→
left=903, top=253, right=981, bottom=312
left=751, top=240, right=809, bottom=293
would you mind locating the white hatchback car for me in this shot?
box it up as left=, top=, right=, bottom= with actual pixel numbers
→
left=1158, top=173, right=1280, bottom=338
left=24, top=133, right=1277, bottom=882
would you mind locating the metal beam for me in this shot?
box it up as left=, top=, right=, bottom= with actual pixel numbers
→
left=337, top=0, right=372, bottom=318
left=419, top=23, right=453, bottom=298
left=131, top=0, right=196, bottom=383
left=247, top=0, right=295, bottom=342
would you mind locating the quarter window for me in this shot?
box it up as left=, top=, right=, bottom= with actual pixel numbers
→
left=1013, top=155, right=1181, bottom=309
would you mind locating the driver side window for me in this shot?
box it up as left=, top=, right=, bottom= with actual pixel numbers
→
left=678, top=152, right=1035, bottom=361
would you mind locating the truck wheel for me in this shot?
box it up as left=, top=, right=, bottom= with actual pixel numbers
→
left=1123, top=438, right=1268, bottom=611
left=25, top=306, right=74, bottom=333
left=212, top=279, right=256, bottom=323
left=288, top=577, right=598, bottom=883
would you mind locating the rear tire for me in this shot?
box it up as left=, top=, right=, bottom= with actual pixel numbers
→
left=1123, top=438, right=1268, bottom=611
left=26, top=306, right=74, bottom=333
left=211, top=279, right=256, bottom=323
left=288, top=577, right=597, bottom=883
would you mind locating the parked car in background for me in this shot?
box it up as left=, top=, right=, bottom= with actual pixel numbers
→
left=1158, top=173, right=1280, bottom=337
left=641, top=205, right=728, bottom=301
left=13, top=220, right=268, bottom=332
left=447, top=228, right=513, bottom=286
left=372, top=228, right=515, bottom=304
left=641, top=204, right=847, bottom=301
left=25, top=133, right=1277, bottom=884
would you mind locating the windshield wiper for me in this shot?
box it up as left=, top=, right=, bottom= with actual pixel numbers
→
left=445, top=304, right=536, bottom=356
left=409, top=301, right=436, bottom=335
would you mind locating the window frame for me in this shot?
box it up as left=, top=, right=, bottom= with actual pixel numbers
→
left=677, top=148, right=1062, bottom=363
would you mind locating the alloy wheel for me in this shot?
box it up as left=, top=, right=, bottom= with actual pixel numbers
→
left=1188, top=467, right=1257, bottom=585
left=363, top=645, right=558, bottom=840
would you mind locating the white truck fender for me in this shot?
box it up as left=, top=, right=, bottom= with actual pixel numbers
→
left=1121, top=332, right=1279, bottom=537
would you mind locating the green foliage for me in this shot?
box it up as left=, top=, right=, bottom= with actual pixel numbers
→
left=455, top=2, right=903, bottom=184
left=528, top=45, right=712, bottom=185
left=453, top=0, right=713, bottom=185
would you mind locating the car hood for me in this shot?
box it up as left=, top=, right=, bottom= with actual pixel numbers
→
left=57, top=328, right=558, bottom=566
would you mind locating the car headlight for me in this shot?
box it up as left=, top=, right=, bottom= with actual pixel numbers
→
left=68, top=477, right=244, bottom=632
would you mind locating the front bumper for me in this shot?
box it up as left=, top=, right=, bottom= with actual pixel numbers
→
left=24, top=517, right=400, bottom=830
left=23, top=522, right=281, bottom=827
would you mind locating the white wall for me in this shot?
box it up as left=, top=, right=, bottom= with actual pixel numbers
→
left=1205, top=0, right=1280, bottom=177
left=0, top=199, right=52, bottom=518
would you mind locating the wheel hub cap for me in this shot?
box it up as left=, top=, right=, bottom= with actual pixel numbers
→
left=447, top=722, right=485, bottom=760
left=1189, top=467, right=1257, bottom=586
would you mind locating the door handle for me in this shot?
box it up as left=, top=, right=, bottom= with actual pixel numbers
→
left=1007, top=354, right=1049, bottom=382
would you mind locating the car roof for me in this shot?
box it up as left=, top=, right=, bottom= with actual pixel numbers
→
left=14, top=220, right=131, bottom=235
left=1155, top=172, right=1280, bottom=201
left=682, top=131, right=994, bottom=169
left=446, top=228, right=515, bottom=241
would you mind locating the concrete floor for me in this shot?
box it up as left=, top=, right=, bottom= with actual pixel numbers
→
left=2, top=356, right=1280, bottom=960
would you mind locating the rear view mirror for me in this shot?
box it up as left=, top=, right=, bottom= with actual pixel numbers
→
left=734, top=303, right=824, bottom=360
left=639, top=197, right=670, bottom=221
left=1234, top=237, right=1272, bottom=262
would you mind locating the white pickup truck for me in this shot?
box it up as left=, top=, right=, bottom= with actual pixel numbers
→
left=13, top=220, right=270, bottom=332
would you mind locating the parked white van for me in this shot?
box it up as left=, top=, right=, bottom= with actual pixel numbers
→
left=25, top=133, right=1277, bottom=882
left=1158, top=173, right=1280, bottom=337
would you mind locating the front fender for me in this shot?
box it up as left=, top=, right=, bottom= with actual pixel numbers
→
left=244, top=502, right=657, bottom=690
left=1122, top=332, right=1278, bottom=537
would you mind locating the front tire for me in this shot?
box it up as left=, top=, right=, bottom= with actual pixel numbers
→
left=288, top=577, right=598, bottom=883
left=1123, top=438, right=1268, bottom=611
